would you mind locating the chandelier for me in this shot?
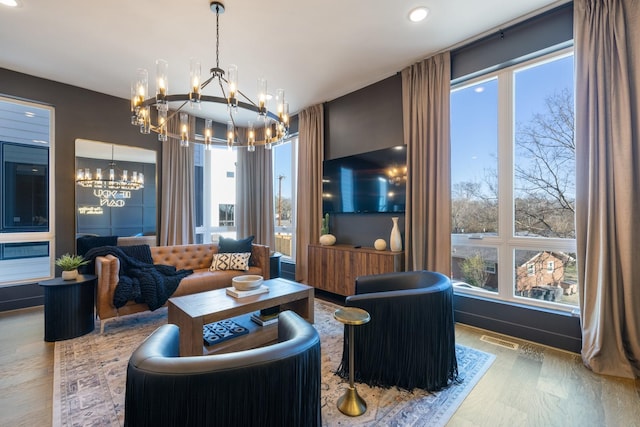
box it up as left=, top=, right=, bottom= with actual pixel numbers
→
left=387, top=165, right=407, bottom=186
left=129, top=1, right=289, bottom=151
left=76, top=145, right=144, bottom=191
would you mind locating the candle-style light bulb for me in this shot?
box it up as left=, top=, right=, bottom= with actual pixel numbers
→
left=257, top=77, right=267, bottom=120
left=228, top=64, right=238, bottom=112
left=189, top=58, right=201, bottom=104
left=227, top=120, right=234, bottom=150
left=204, top=119, right=213, bottom=149
left=156, top=59, right=169, bottom=111
left=180, top=112, right=189, bottom=147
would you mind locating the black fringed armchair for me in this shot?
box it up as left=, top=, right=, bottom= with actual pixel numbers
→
left=124, top=311, right=321, bottom=427
left=338, top=270, right=458, bottom=391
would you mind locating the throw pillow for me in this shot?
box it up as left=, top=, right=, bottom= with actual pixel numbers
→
left=218, top=235, right=254, bottom=253
left=209, top=252, right=251, bottom=272
left=219, top=235, right=256, bottom=266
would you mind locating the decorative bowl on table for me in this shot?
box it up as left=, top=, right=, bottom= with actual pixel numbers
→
left=232, top=275, right=264, bottom=291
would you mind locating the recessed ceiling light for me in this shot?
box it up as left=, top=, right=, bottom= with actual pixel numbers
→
left=0, top=0, right=20, bottom=7
left=409, top=7, right=429, bottom=23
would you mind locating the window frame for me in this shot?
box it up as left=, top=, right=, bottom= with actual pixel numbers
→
left=0, top=95, right=55, bottom=286
left=450, top=47, right=577, bottom=313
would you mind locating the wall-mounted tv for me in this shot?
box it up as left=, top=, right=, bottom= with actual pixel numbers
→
left=322, top=146, right=406, bottom=214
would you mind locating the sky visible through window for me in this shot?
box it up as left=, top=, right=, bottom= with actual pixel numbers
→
left=451, top=54, right=574, bottom=186
left=273, top=142, right=292, bottom=200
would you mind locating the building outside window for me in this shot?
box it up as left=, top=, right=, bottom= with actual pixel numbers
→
left=0, top=96, right=54, bottom=285
left=450, top=48, right=577, bottom=310
left=194, top=144, right=237, bottom=244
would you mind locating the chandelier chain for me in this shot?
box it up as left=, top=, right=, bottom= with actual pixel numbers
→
left=215, top=5, right=220, bottom=69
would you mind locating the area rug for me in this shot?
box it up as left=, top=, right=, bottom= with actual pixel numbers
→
left=53, top=300, right=495, bottom=426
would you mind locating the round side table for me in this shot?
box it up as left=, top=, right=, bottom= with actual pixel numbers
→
left=39, top=274, right=97, bottom=341
left=334, top=307, right=371, bottom=417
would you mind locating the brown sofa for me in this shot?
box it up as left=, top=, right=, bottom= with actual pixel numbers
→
left=95, top=243, right=270, bottom=332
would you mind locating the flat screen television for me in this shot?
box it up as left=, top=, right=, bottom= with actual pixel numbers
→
left=322, top=146, right=406, bottom=214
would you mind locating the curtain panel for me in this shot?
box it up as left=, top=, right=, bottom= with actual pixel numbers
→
left=574, top=0, right=640, bottom=378
left=160, top=113, right=196, bottom=246
left=236, top=143, right=275, bottom=249
left=295, top=104, right=324, bottom=283
left=401, top=52, right=452, bottom=274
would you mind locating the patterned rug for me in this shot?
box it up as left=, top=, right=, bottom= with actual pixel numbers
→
left=53, top=299, right=495, bottom=426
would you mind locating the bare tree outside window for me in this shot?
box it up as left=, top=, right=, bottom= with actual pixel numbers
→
left=514, top=88, right=575, bottom=238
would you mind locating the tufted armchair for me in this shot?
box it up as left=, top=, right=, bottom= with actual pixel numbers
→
left=338, top=270, right=458, bottom=391
left=124, top=310, right=321, bottom=427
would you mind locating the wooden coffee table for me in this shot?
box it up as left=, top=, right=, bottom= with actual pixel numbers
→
left=168, top=278, right=314, bottom=356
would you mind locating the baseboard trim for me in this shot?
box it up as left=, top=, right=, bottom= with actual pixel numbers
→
left=454, top=293, right=582, bottom=353
left=0, top=283, right=45, bottom=312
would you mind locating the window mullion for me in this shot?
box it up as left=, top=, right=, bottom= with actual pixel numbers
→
left=497, top=70, right=514, bottom=300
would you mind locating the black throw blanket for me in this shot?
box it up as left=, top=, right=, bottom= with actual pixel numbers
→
left=84, top=245, right=193, bottom=310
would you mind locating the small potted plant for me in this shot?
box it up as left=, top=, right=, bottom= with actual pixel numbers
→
left=55, top=253, right=89, bottom=280
left=319, top=213, right=336, bottom=246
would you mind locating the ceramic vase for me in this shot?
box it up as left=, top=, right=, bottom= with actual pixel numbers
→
left=374, top=238, right=387, bottom=251
left=319, top=234, right=336, bottom=246
left=390, top=217, right=402, bottom=252
left=61, top=269, right=78, bottom=281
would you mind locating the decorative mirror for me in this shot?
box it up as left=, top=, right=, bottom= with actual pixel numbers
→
left=75, top=139, right=157, bottom=241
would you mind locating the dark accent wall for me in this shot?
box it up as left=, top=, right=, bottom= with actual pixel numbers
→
left=325, top=74, right=403, bottom=160
left=323, top=74, right=405, bottom=246
left=0, top=68, right=160, bottom=310
left=454, top=294, right=582, bottom=353
left=451, top=3, right=573, bottom=82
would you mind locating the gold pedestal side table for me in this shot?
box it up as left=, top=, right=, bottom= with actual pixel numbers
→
left=334, top=307, right=371, bottom=417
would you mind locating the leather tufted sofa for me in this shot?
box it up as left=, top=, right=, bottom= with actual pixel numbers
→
left=95, top=243, right=270, bottom=332
left=124, top=310, right=321, bottom=427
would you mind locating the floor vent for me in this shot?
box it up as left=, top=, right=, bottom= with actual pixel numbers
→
left=480, top=335, right=519, bottom=350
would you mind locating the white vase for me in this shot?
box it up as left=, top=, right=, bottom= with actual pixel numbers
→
left=390, top=217, right=402, bottom=252
left=61, top=269, right=78, bottom=281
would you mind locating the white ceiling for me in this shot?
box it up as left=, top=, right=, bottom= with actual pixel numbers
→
left=0, top=0, right=566, bottom=124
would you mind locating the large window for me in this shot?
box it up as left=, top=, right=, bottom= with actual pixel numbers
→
left=194, top=144, right=237, bottom=243
left=194, top=136, right=298, bottom=261
left=450, top=49, right=577, bottom=309
left=272, top=137, right=297, bottom=260
left=0, top=96, right=54, bottom=285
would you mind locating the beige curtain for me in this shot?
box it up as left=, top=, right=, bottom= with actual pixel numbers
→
left=575, top=0, right=640, bottom=378
left=295, top=104, right=324, bottom=283
left=160, top=113, right=195, bottom=246
left=401, top=52, right=451, bottom=274
left=236, top=142, right=275, bottom=249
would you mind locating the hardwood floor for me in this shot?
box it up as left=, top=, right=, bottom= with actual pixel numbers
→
left=0, top=306, right=53, bottom=426
left=451, top=324, right=640, bottom=426
left=0, top=305, right=638, bottom=427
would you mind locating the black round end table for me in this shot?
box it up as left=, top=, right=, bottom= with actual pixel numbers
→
left=39, top=274, right=97, bottom=341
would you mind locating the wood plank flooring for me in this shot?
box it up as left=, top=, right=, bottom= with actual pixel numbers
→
left=0, top=306, right=53, bottom=426
left=0, top=305, right=638, bottom=426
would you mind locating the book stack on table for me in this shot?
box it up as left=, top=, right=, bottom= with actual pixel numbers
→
left=251, top=306, right=280, bottom=326
left=226, top=285, right=269, bottom=298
